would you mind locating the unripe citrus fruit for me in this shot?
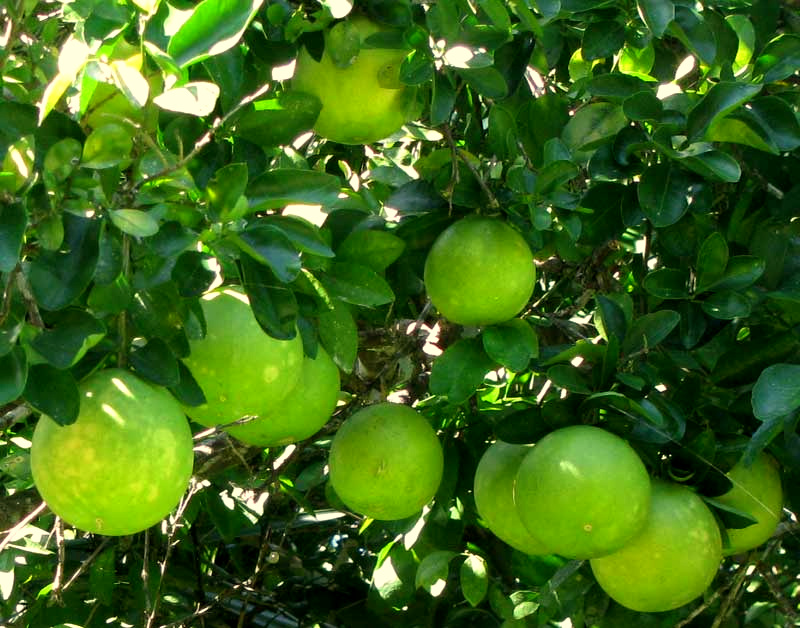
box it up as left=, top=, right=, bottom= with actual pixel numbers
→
left=423, top=216, right=536, bottom=326
left=292, top=16, right=417, bottom=144
left=31, top=369, right=194, bottom=536
left=226, top=346, right=340, bottom=447
left=514, top=425, right=650, bottom=559
left=328, top=403, right=443, bottom=520
left=182, top=288, right=304, bottom=428
left=474, top=441, right=551, bottom=555
left=714, top=451, right=783, bottom=555
left=590, top=480, right=722, bottom=612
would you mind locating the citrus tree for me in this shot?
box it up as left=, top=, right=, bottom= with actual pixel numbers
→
left=1, top=0, right=800, bottom=626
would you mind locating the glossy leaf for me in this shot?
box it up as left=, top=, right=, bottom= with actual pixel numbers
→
left=622, top=310, right=680, bottom=355
left=695, top=232, right=728, bottom=293
left=415, top=550, right=457, bottom=595
left=637, top=163, right=692, bottom=228
left=753, top=34, right=800, bottom=83
left=643, top=268, right=691, bottom=299
left=701, top=291, right=751, bottom=320
left=22, top=363, right=80, bottom=426
left=108, top=209, right=159, bottom=237
left=239, top=256, right=298, bottom=340
left=29, top=310, right=106, bottom=369
left=337, top=230, right=406, bottom=272
left=235, top=225, right=302, bottom=284
left=686, top=81, right=762, bottom=142
left=130, top=338, right=181, bottom=387
left=637, top=0, right=674, bottom=38
left=247, top=169, right=341, bottom=211
left=751, top=364, right=800, bottom=422
left=430, top=338, right=497, bottom=404
left=0, top=346, right=26, bottom=405
left=321, top=263, right=394, bottom=307
left=482, top=319, right=539, bottom=372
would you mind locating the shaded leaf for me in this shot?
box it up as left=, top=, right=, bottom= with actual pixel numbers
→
left=686, top=81, right=762, bottom=142
left=430, top=338, right=497, bottom=404
left=622, top=310, right=680, bottom=355
left=0, top=202, right=26, bottom=272
left=318, top=299, right=357, bottom=373
left=29, top=310, right=106, bottom=369
left=247, top=169, right=341, bottom=211
left=0, top=347, right=26, bottom=405
left=751, top=364, right=800, bottom=422
left=637, top=163, right=692, bottom=228
left=482, top=319, right=538, bottom=372
left=23, top=364, right=80, bottom=425
left=130, top=338, right=181, bottom=387
left=320, top=263, right=394, bottom=307
left=460, top=554, right=489, bottom=607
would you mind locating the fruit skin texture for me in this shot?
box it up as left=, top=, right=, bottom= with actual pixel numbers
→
left=514, top=425, right=651, bottom=559
left=183, top=288, right=304, bottom=428
left=714, top=452, right=783, bottom=555
left=329, top=403, right=444, bottom=520
left=590, top=480, right=722, bottom=613
left=225, top=346, right=340, bottom=447
left=30, top=369, right=194, bottom=536
left=474, top=441, right=551, bottom=555
left=292, top=16, right=416, bottom=144
left=423, top=216, right=536, bottom=326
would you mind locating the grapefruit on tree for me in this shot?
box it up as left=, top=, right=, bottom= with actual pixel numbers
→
left=328, top=403, right=443, bottom=520
left=473, top=441, right=551, bottom=555
left=182, top=288, right=304, bottom=430
left=292, top=15, right=417, bottom=144
left=30, top=369, right=194, bottom=536
left=514, top=425, right=651, bottom=559
left=590, top=480, right=723, bottom=612
left=424, top=216, right=536, bottom=326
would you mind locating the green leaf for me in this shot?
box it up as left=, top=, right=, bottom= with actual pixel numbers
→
left=29, top=310, right=106, bottom=369
left=0, top=202, right=26, bottom=272
left=153, top=82, right=220, bottom=116
left=415, top=550, right=457, bottom=594
left=108, top=209, right=159, bottom=237
left=457, top=67, right=509, bottom=100
left=167, top=0, right=263, bottom=68
left=753, top=34, right=800, bottom=83
left=686, top=81, right=762, bottom=143
left=22, top=363, right=80, bottom=425
left=695, top=232, right=728, bottom=293
left=637, top=0, right=674, bottom=38
left=622, top=91, right=663, bottom=121
left=430, top=338, right=497, bottom=404
left=747, top=97, right=800, bottom=153
left=460, top=554, right=489, bottom=607
left=581, top=20, right=624, bottom=60
left=247, top=169, right=341, bottom=211
left=130, top=338, right=181, bottom=387
left=705, top=256, right=765, bottom=292
left=562, top=102, right=627, bottom=153
left=81, top=122, right=133, bottom=169
left=89, top=547, right=116, bottom=606
left=701, top=290, right=751, bottom=320
left=681, top=150, right=741, bottom=183
left=430, top=73, right=456, bottom=127
left=234, top=225, right=302, bottom=284
left=622, top=310, right=680, bottom=355
left=0, top=346, right=27, bottom=405
left=171, top=251, right=217, bottom=297
left=206, top=163, right=248, bottom=219
left=637, top=163, right=692, bottom=228
left=259, top=216, right=334, bottom=258
left=595, top=295, right=627, bottom=343
left=234, top=91, right=321, bottom=148
left=318, top=299, right=358, bottom=373
left=751, top=364, right=800, bottom=422
left=337, top=230, right=406, bottom=272
left=643, top=268, right=691, bottom=299
left=535, top=160, right=579, bottom=195
left=706, top=114, right=779, bottom=154
left=670, top=5, right=716, bottom=64
left=88, top=274, right=133, bottom=316
left=240, top=257, right=299, bottom=341
left=171, top=360, right=207, bottom=407
left=482, top=319, right=539, bottom=372
left=546, top=364, right=592, bottom=394
left=27, top=213, right=101, bottom=311
left=321, top=263, right=394, bottom=307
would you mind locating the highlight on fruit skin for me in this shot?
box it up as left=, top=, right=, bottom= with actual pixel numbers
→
left=30, top=368, right=194, bottom=536
left=423, top=215, right=536, bottom=326
left=328, top=402, right=444, bottom=520
left=292, top=15, right=418, bottom=144
left=590, top=480, right=723, bottom=613
left=513, top=424, right=651, bottom=559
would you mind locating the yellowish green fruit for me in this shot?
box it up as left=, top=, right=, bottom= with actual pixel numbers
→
left=590, top=480, right=722, bottom=612
left=31, top=369, right=194, bottom=536
left=292, top=16, right=416, bottom=144
left=715, top=452, right=783, bottom=555
left=423, top=216, right=536, bottom=326
left=329, top=403, right=444, bottom=520
left=474, top=441, right=551, bottom=555
left=182, top=288, right=304, bottom=428
left=514, top=425, right=650, bottom=559
left=226, top=346, right=340, bottom=447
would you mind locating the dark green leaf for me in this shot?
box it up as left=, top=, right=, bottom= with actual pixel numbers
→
left=318, top=299, right=358, bottom=373
left=88, top=274, right=132, bottom=316
left=108, top=209, right=159, bottom=237
left=259, top=216, right=334, bottom=258
left=681, top=150, right=741, bottom=183
left=234, top=91, right=321, bottom=148
left=753, top=34, right=800, bottom=83
left=581, top=20, right=625, bottom=60
left=88, top=547, right=116, bottom=606
left=482, top=319, right=539, bottom=372
left=29, top=310, right=106, bottom=369
left=535, top=161, right=579, bottom=195
left=430, top=73, right=456, bottom=127
left=168, top=0, right=262, bottom=68
left=130, top=338, right=181, bottom=387
left=637, top=0, right=674, bottom=37
left=206, top=163, right=248, bottom=219
left=547, top=364, right=592, bottom=394
left=240, top=256, right=298, bottom=340
left=670, top=5, right=716, bottom=64
left=247, top=169, right=341, bottom=211
left=415, top=550, right=457, bottom=593
left=337, top=230, right=406, bottom=272
left=686, top=81, right=763, bottom=142
left=321, top=263, right=394, bottom=307
left=622, top=310, right=680, bottom=355
left=0, top=346, right=26, bottom=405
left=457, top=67, right=509, bottom=100
left=429, top=338, right=497, bottom=404
left=706, top=256, right=765, bottom=292
left=22, top=363, right=79, bottom=425
left=622, top=91, right=663, bottom=121
left=643, top=268, right=691, bottom=299
left=747, top=97, right=800, bottom=152
left=235, top=225, right=302, bottom=283
left=0, top=202, right=26, bottom=272
left=171, top=360, right=207, bottom=407
left=637, top=163, right=692, bottom=228
left=0, top=313, right=23, bottom=357
left=751, top=364, right=800, bottom=422
left=562, top=103, right=627, bottom=153
left=595, top=295, right=627, bottom=343
left=171, top=251, right=217, bottom=297
left=701, top=290, right=752, bottom=320
left=27, top=212, right=101, bottom=311
left=460, top=554, right=489, bottom=607
left=695, top=231, right=728, bottom=293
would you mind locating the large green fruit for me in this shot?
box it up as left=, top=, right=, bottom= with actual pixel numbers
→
left=225, top=346, right=340, bottom=447
left=590, top=480, right=722, bottom=612
left=423, top=216, right=536, bottom=326
left=328, top=403, right=444, bottom=520
left=183, top=288, right=304, bottom=428
left=31, top=369, right=194, bottom=536
left=514, top=425, right=651, bottom=559
left=714, top=452, right=783, bottom=555
left=292, top=16, right=417, bottom=144
left=473, top=441, right=551, bottom=555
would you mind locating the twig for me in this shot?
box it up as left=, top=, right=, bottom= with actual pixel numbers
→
left=0, top=265, right=20, bottom=326
left=756, top=556, right=800, bottom=623
left=0, top=404, right=32, bottom=432
left=15, top=270, right=44, bottom=328
left=0, top=501, right=46, bottom=553
left=62, top=537, right=112, bottom=592
left=51, top=518, right=66, bottom=605
left=142, top=529, right=152, bottom=618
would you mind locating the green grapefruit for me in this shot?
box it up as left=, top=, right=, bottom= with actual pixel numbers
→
left=225, top=346, right=340, bottom=447
left=514, top=425, right=651, bottom=559
left=423, top=216, right=536, bottom=326
left=182, top=288, right=304, bottom=429
left=292, top=16, right=417, bottom=144
left=473, top=441, right=551, bottom=555
left=31, top=369, right=194, bottom=536
left=328, top=403, right=444, bottom=520
left=590, top=480, right=722, bottom=612
left=714, top=451, right=783, bottom=555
